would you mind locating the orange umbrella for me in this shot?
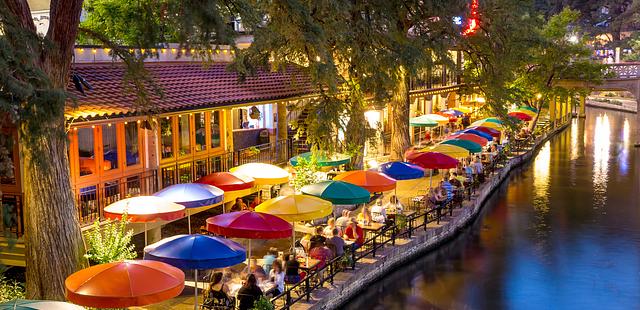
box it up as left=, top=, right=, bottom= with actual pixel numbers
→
left=333, top=170, right=396, bottom=193
left=65, top=260, right=184, bottom=308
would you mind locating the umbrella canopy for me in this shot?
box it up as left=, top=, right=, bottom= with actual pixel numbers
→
left=153, top=183, right=224, bottom=208
left=230, top=163, right=289, bottom=185
left=470, top=120, right=503, bottom=130
left=104, top=196, right=185, bottom=222
left=195, top=172, right=255, bottom=192
left=206, top=211, right=292, bottom=239
left=0, top=300, right=84, bottom=310
left=378, top=161, right=425, bottom=180
left=423, top=113, right=450, bottom=125
left=409, top=115, right=438, bottom=127
left=436, top=112, right=458, bottom=122
left=518, top=106, right=538, bottom=113
left=442, top=139, right=483, bottom=153
left=452, top=106, right=473, bottom=113
left=290, top=152, right=351, bottom=167
left=301, top=180, right=370, bottom=205
left=65, top=260, right=184, bottom=308
left=333, top=170, right=397, bottom=193
left=449, top=133, right=488, bottom=146
left=515, top=108, right=537, bottom=117
left=508, top=111, right=533, bottom=121
left=255, top=195, right=333, bottom=222
left=444, top=109, right=464, bottom=117
left=407, top=152, right=459, bottom=169
left=457, top=129, right=493, bottom=141
left=144, top=234, right=246, bottom=269
left=468, top=126, right=502, bottom=138
left=424, top=144, right=470, bottom=158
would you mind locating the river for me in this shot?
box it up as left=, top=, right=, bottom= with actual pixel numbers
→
left=344, top=107, right=640, bottom=310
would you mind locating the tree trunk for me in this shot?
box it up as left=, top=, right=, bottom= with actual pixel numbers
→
left=390, top=68, right=411, bottom=161
left=345, top=97, right=366, bottom=170
left=7, top=0, right=87, bottom=300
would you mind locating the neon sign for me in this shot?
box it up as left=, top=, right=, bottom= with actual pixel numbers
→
left=462, top=0, right=479, bottom=36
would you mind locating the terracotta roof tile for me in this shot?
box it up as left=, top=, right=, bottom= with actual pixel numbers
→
left=66, top=62, right=315, bottom=120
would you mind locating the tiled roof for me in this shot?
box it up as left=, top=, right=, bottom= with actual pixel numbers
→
left=66, top=62, right=315, bottom=120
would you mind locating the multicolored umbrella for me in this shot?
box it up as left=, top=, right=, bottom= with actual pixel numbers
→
left=452, top=106, right=473, bottom=113
left=424, top=113, right=451, bottom=125
left=459, top=129, right=494, bottom=141
left=449, top=133, right=488, bottom=146
left=154, top=183, right=224, bottom=233
left=469, top=126, right=501, bottom=138
left=518, top=106, right=538, bottom=113
left=333, top=170, right=397, bottom=193
left=442, top=109, right=464, bottom=117
left=508, top=111, right=533, bottom=121
left=144, top=234, right=246, bottom=309
left=378, top=161, right=425, bottom=180
left=516, top=108, right=537, bottom=117
left=230, top=163, right=289, bottom=185
left=424, top=144, right=470, bottom=158
left=0, top=300, right=84, bottom=310
left=290, top=152, right=351, bottom=167
left=436, top=112, right=458, bottom=122
left=195, top=172, right=255, bottom=192
left=470, top=119, right=503, bottom=130
left=409, top=115, right=438, bottom=127
left=104, top=196, right=186, bottom=245
left=65, top=260, right=184, bottom=308
left=442, top=139, right=483, bottom=153
left=301, top=180, right=370, bottom=205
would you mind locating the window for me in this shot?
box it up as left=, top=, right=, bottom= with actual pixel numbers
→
left=77, top=127, right=96, bottom=176
left=178, top=115, right=191, bottom=156
left=160, top=117, right=173, bottom=159
left=0, top=133, right=16, bottom=185
left=210, top=111, right=221, bottom=149
left=124, top=122, right=140, bottom=166
left=194, top=112, right=206, bottom=152
left=101, top=124, right=118, bottom=171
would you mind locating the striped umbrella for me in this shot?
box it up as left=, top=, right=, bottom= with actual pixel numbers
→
left=442, top=139, right=483, bottom=153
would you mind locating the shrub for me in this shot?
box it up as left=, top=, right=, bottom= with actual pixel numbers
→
left=84, top=213, right=136, bottom=264
left=0, top=275, right=25, bottom=302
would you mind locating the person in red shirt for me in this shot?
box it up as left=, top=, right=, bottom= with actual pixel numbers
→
left=309, top=241, right=334, bottom=269
left=344, top=218, right=364, bottom=247
left=248, top=195, right=261, bottom=211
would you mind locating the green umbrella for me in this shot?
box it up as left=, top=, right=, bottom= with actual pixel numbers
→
left=301, top=180, right=370, bottom=205
left=483, top=117, right=504, bottom=124
left=441, top=139, right=483, bottom=153
left=409, top=115, right=438, bottom=127
left=518, top=106, right=538, bottom=113
left=0, top=299, right=85, bottom=310
left=290, top=152, right=351, bottom=167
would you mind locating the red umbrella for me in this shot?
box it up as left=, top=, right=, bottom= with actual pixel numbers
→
left=437, top=111, right=458, bottom=122
left=469, top=126, right=501, bottom=138
left=206, top=211, right=292, bottom=239
left=195, top=172, right=255, bottom=192
left=448, top=133, right=488, bottom=146
left=333, top=170, right=396, bottom=193
left=407, top=152, right=459, bottom=188
left=508, top=111, right=533, bottom=121
left=65, top=260, right=184, bottom=308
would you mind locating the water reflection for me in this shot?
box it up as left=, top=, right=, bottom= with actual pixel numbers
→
left=345, top=107, right=640, bottom=310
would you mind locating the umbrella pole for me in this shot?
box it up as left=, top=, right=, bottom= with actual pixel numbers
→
left=429, top=169, right=433, bottom=189
left=248, top=239, right=252, bottom=270
left=144, top=222, right=148, bottom=246
left=194, top=269, right=198, bottom=310
left=187, top=209, right=191, bottom=234
left=291, top=222, right=295, bottom=252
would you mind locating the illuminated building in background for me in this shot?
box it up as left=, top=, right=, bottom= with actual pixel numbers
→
left=463, top=0, right=480, bottom=36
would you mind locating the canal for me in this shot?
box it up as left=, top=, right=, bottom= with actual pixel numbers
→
left=344, top=107, right=640, bottom=309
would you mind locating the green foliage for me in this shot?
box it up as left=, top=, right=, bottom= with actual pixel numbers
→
left=84, top=214, right=136, bottom=265
left=291, top=156, right=319, bottom=192
left=623, top=36, right=640, bottom=62
left=252, top=295, right=274, bottom=310
left=0, top=275, right=25, bottom=302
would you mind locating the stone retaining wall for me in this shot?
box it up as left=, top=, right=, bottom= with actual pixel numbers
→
left=311, top=124, right=569, bottom=310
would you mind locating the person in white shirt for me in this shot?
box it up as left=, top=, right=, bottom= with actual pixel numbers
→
left=269, top=260, right=285, bottom=295
left=386, top=195, right=403, bottom=213
left=370, top=199, right=387, bottom=223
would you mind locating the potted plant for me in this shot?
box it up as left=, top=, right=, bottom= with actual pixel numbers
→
left=249, top=106, right=262, bottom=120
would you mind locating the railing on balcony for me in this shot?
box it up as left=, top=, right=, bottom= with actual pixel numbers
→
left=606, top=63, right=640, bottom=79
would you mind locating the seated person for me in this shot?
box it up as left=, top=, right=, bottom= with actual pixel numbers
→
left=269, top=260, right=285, bottom=295
left=356, top=205, right=373, bottom=225
left=449, top=173, right=463, bottom=188
left=429, top=184, right=447, bottom=208
left=386, top=195, right=403, bottom=213
left=335, top=210, right=352, bottom=229
left=309, top=241, right=334, bottom=269
left=237, top=274, right=263, bottom=310
left=248, top=195, right=262, bottom=211
left=204, top=271, right=231, bottom=307
left=230, top=198, right=247, bottom=212
left=326, top=228, right=345, bottom=257
left=242, top=259, right=267, bottom=281
left=442, top=180, right=454, bottom=200
left=323, top=218, right=341, bottom=237
left=284, top=254, right=301, bottom=283
left=370, top=199, right=387, bottom=223
left=299, top=233, right=312, bottom=252
left=262, top=248, right=278, bottom=275
left=309, top=226, right=327, bottom=249
left=344, top=218, right=365, bottom=247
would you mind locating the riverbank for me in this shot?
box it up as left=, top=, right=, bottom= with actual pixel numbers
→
left=586, top=98, right=637, bottom=113
left=305, top=123, right=570, bottom=310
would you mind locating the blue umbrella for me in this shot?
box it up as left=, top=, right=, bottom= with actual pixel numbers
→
left=144, top=234, right=246, bottom=310
left=443, top=109, right=464, bottom=117
left=378, top=162, right=425, bottom=180
left=460, top=129, right=494, bottom=141
left=154, top=183, right=224, bottom=234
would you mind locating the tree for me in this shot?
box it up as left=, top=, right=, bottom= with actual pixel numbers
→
left=1, top=0, right=257, bottom=300
left=84, top=213, right=136, bottom=265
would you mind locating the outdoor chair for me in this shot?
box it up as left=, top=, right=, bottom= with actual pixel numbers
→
left=201, top=290, right=234, bottom=310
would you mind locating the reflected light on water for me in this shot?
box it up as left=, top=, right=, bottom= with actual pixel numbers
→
left=533, top=141, right=551, bottom=212
left=570, top=118, right=579, bottom=161
left=592, top=113, right=610, bottom=207
left=620, top=118, right=630, bottom=175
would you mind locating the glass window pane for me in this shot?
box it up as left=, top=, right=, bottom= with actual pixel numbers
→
left=160, top=117, right=173, bottom=159
left=178, top=115, right=191, bottom=156
left=194, top=113, right=206, bottom=152
left=101, top=125, right=118, bottom=171
left=0, top=134, right=16, bottom=185
left=210, top=111, right=221, bottom=148
left=125, top=122, right=140, bottom=166
left=77, top=128, right=96, bottom=176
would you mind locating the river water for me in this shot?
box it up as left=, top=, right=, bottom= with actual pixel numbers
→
left=344, top=107, right=640, bottom=310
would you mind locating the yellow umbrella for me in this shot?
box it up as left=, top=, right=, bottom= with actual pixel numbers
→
left=452, top=106, right=473, bottom=113
left=423, top=144, right=470, bottom=158
left=515, top=109, right=537, bottom=117
left=230, top=163, right=289, bottom=185
left=256, top=194, right=333, bottom=250
left=470, top=120, right=503, bottom=130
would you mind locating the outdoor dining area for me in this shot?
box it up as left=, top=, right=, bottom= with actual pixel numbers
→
left=43, top=106, right=539, bottom=310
